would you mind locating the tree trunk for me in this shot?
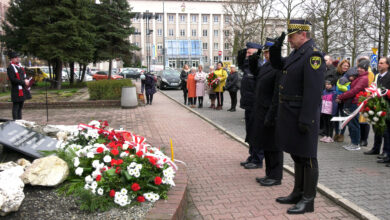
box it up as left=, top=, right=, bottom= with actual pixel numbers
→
left=383, top=0, right=390, bottom=56
left=80, top=64, right=86, bottom=82
left=70, top=62, right=75, bottom=85
left=108, top=60, right=112, bottom=80
left=54, top=59, right=63, bottom=89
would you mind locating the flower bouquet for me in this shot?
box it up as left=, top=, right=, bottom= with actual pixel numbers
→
left=206, top=72, right=219, bottom=90
left=357, top=85, right=390, bottom=134
left=52, top=120, right=176, bottom=211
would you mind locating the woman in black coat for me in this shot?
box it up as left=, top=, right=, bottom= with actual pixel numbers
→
left=180, top=64, right=190, bottom=105
left=225, top=65, right=239, bottom=112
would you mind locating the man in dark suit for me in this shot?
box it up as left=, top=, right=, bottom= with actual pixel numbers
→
left=269, top=20, right=325, bottom=214
left=237, top=42, right=264, bottom=169
left=248, top=38, right=283, bottom=186
left=364, top=57, right=390, bottom=166
left=7, top=52, right=30, bottom=120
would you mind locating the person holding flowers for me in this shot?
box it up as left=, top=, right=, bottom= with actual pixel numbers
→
left=213, top=61, right=228, bottom=110
left=207, top=66, right=217, bottom=109
left=336, top=60, right=369, bottom=151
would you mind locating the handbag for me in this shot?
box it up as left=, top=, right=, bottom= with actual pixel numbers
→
left=321, top=94, right=333, bottom=115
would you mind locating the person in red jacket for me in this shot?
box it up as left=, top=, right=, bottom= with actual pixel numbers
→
left=336, top=60, right=369, bottom=151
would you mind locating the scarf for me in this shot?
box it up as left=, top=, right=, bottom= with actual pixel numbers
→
left=11, top=61, right=25, bottom=97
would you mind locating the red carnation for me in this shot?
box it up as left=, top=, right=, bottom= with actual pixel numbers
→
left=96, top=147, right=104, bottom=153
left=149, top=157, right=157, bottom=166
left=115, top=166, right=121, bottom=174
left=365, top=107, right=370, bottom=112
left=111, top=149, right=119, bottom=156
left=111, top=159, right=117, bottom=166
left=136, top=151, right=143, bottom=157
left=109, top=189, right=115, bottom=197
left=381, top=111, right=387, bottom=117
left=96, top=175, right=102, bottom=181
left=137, top=195, right=145, bottom=202
left=154, top=176, right=162, bottom=185
left=117, top=159, right=123, bottom=165
left=131, top=183, right=141, bottom=191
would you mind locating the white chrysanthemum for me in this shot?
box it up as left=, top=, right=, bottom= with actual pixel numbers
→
left=128, top=169, right=135, bottom=176
left=121, top=195, right=128, bottom=202
left=103, top=155, right=112, bottom=163
left=73, top=157, right=80, bottom=167
left=369, top=110, right=375, bottom=115
left=88, top=120, right=101, bottom=127
left=373, top=116, right=379, bottom=122
left=85, top=175, right=93, bottom=184
left=129, top=155, right=135, bottom=158
left=75, top=167, right=83, bottom=176
left=97, top=188, right=104, bottom=196
left=363, top=112, right=369, bottom=118
left=134, top=170, right=140, bottom=178
left=84, top=184, right=90, bottom=190
left=120, top=152, right=128, bottom=158
left=120, top=188, right=128, bottom=195
left=86, top=152, right=95, bottom=158
left=91, top=188, right=96, bottom=194
left=129, top=162, right=137, bottom=168
left=122, top=144, right=129, bottom=150
left=92, top=170, right=101, bottom=179
left=75, top=150, right=82, bottom=157
left=377, top=111, right=383, bottom=116
left=136, top=164, right=143, bottom=170
left=163, top=167, right=175, bottom=178
left=92, top=160, right=100, bottom=168
left=91, top=181, right=98, bottom=189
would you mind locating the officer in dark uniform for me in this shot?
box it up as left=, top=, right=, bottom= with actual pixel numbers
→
left=237, top=42, right=264, bottom=169
left=248, top=38, right=283, bottom=186
left=269, top=20, right=325, bottom=214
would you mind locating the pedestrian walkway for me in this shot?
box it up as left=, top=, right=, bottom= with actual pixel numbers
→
left=0, top=92, right=356, bottom=219
left=163, top=89, right=390, bottom=220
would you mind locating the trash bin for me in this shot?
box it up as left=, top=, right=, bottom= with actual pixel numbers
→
left=121, top=86, right=137, bottom=108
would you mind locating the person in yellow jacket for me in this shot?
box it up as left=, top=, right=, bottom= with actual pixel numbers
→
left=213, top=61, right=228, bottom=110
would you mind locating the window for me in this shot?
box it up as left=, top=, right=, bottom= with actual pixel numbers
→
left=133, top=16, right=140, bottom=22
left=168, top=29, right=174, bottom=36
left=191, top=15, right=197, bottom=23
left=225, top=16, right=230, bottom=23
left=180, top=15, right=186, bottom=23
left=157, top=29, right=162, bottom=36
left=135, top=42, right=140, bottom=47
left=203, top=29, right=207, bottom=37
left=135, top=28, right=139, bottom=34
left=180, top=29, right=185, bottom=36
left=214, top=30, right=218, bottom=37
left=213, top=15, right=219, bottom=23
left=203, top=56, right=208, bottom=63
left=224, top=43, right=229, bottom=50
left=168, top=15, right=174, bottom=23
left=202, top=42, right=208, bottom=50
left=158, top=56, right=163, bottom=63
left=213, top=43, right=218, bottom=50
left=157, top=44, right=163, bottom=50
left=202, top=15, right=208, bottom=23
left=224, top=56, right=230, bottom=61
left=224, top=30, right=230, bottom=36
left=156, top=14, right=163, bottom=22
left=214, top=56, right=219, bottom=63
left=192, top=29, right=197, bottom=37
left=146, top=43, right=151, bottom=50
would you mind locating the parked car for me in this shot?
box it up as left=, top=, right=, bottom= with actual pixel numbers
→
left=156, top=69, right=181, bottom=90
left=92, top=71, right=123, bottom=80
left=119, top=69, right=141, bottom=79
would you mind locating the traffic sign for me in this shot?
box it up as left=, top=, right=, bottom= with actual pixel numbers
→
left=218, top=51, right=222, bottom=56
left=372, top=48, right=378, bottom=55
left=370, top=54, right=378, bottom=67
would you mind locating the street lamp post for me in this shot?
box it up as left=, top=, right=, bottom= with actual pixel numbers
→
left=378, top=0, right=383, bottom=60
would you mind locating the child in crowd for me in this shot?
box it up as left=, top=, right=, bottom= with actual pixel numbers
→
left=337, top=68, right=358, bottom=113
left=320, top=80, right=338, bottom=143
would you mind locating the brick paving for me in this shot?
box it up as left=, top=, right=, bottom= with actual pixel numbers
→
left=0, top=92, right=356, bottom=219
left=163, top=89, right=390, bottom=220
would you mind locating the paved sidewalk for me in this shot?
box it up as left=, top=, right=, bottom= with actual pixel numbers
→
left=0, top=92, right=356, bottom=219
left=163, top=89, right=390, bottom=220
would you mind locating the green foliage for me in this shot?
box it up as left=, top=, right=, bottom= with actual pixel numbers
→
left=87, top=79, right=134, bottom=100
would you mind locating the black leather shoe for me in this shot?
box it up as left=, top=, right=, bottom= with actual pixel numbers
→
left=244, top=162, right=263, bottom=169
left=259, top=178, right=281, bottom=186
left=276, top=193, right=302, bottom=204
left=230, top=109, right=236, bottom=112
left=360, top=140, right=368, bottom=147
left=378, top=153, right=388, bottom=159
left=377, top=157, right=390, bottom=163
left=286, top=197, right=314, bottom=214
left=364, top=149, right=380, bottom=155
left=240, top=158, right=251, bottom=166
left=256, top=176, right=267, bottom=183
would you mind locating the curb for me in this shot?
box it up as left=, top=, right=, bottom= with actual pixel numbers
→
left=145, top=163, right=188, bottom=220
left=160, top=90, right=379, bottom=220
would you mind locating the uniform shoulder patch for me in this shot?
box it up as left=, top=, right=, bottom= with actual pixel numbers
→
left=310, top=56, right=321, bottom=70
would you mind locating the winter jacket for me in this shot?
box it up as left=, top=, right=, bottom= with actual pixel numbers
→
left=338, top=71, right=368, bottom=104
left=322, top=87, right=338, bottom=115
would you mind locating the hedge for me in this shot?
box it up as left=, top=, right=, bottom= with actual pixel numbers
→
left=87, top=79, right=134, bottom=100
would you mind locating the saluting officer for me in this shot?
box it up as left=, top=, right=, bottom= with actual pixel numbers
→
left=269, top=20, right=325, bottom=214
left=237, top=42, right=264, bottom=169
left=248, top=38, right=284, bottom=187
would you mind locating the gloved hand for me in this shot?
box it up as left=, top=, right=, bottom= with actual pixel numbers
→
left=236, top=49, right=247, bottom=69
left=298, top=122, right=310, bottom=134
left=269, top=32, right=286, bottom=70
left=248, top=53, right=260, bottom=74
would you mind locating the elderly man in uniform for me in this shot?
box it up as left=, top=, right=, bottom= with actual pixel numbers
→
left=248, top=38, right=283, bottom=186
left=269, top=20, right=325, bottom=214
left=237, top=42, right=264, bottom=169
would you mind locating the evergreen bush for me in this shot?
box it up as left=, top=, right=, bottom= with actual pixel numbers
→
left=87, top=79, right=134, bottom=100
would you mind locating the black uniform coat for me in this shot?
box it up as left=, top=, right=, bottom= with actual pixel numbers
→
left=239, top=59, right=261, bottom=110
left=7, top=64, right=27, bottom=103
left=274, top=39, right=325, bottom=158
left=248, top=62, right=281, bottom=151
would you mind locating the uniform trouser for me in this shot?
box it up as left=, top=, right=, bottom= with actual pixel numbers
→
left=360, top=123, right=370, bottom=142
left=245, top=110, right=264, bottom=163
left=372, top=127, right=389, bottom=153
left=264, top=150, right=283, bottom=180
left=228, top=91, right=237, bottom=110
left=290, top=154, right=318, bottom=199
left=12, top=101, right=24, bottom=120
